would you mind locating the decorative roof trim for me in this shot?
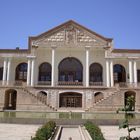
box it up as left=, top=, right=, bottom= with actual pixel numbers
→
left=29, top=20, right=113, bottom=47
left=112, top=49, right=140, bottom=53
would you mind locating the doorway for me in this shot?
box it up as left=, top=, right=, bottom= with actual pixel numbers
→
left=4, top=89, right=17, bottom=110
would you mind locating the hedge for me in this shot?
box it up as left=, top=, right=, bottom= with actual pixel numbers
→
left=84, top=121, right=105, bottom=140
left=31, top=121, right=56, bottom=140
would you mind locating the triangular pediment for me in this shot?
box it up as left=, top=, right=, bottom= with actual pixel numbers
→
left=30, top=20, right=112, bottom=48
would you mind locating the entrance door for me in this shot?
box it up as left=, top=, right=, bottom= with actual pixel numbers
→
left=59, top=92, right=82, bottom=107
left=4, top=89, right=17, bottom=110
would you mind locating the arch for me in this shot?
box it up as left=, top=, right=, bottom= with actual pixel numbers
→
left=38, top=62, right=51, bottom=81
left=37, top=91, right=47, bottom=104
left=90, top=63, right=103, bottom=84
left=94, top=92, right=104, bottom=103
left=59, top=92, right=82, bottom=107
left=15, top=62, right=27, bottom=81
left=124, top=91, right=136, bottom=111
left=58, top=57, right=83, bottom=82
left=4, top=89, right=17, bottom=110
left=37, top=91, right=47, bottom=97
left=113, top=64, right=126, bottom=83
left=0, top=67, right=3, bottom=80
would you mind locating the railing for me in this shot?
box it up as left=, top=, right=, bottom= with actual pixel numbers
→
left=38, top=81, right=51, bottom=85
left=58, top=81, right=83, bottom=86
left=0, top=80, right=140, bottom=88
left=115, top=82, right=139, bottom=88
left=89, top=82, right=103, bottom=86
left=0, top=80, right=26, bottom=87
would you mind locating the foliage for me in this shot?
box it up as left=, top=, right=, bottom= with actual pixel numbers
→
left=117, top=95, right=140, bottom=140
left=31, top=121, right=56, bottom=140
left=84, top=121, right=105, bottom=140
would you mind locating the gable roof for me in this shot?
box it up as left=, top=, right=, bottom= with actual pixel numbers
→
left=29, top=20, right=113, bottom=48
left=30, top=20, right=113, bottom=41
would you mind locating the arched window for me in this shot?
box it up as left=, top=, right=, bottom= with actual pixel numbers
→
left=90, top=63, right=103, bottom=82
left=38, top=62, right=51, bottom=81
left=58, top=57, right=83, bottom=82
left=0, top=67, right=3, bottom=80
left=15, top=63, right=27, bottom=81
left=94, top=92, right=104, bottom=103
left=114, top=64, right=126, bottom=83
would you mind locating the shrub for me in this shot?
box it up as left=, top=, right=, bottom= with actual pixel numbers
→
left=84, top=121, right=105, bottom=140
left=31, top=121, right=56, bottom=140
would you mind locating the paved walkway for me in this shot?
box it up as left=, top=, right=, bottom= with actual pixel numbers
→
left=60, top=127, right=82, bottom=140
left=100, top=125, right=140, bottom=140
left=0, top=123, right=40, bottom=140
left=0, top=123, right=140, bottom=140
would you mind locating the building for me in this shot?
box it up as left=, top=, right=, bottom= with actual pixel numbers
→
left=0, top=20, right=140, bottom=112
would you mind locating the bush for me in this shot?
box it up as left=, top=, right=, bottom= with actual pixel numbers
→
left=31, top=121, right=56, bottom=140
left=84, top=121, right=105, bottom=140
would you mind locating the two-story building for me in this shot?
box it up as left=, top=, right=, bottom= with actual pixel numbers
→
left=0, top=20, right=140, bottom=112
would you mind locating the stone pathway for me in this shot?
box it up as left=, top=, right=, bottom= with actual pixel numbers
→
left=60, top=127, right=82, bottom=140
left=0, top=123, right=40, bottom=140
left=0, top=123, right=140, bottom=140
left=100, top=125, right=140, bottom=140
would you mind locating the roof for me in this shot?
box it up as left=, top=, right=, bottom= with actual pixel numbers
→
left=112, top=49, right=140, bottom=53
left=29, top=20, right=113, bottom=42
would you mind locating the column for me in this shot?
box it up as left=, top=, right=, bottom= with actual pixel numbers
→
left=51, top=47, right=56, bottom=87
left=106, top=59, right=110, bottom=87
left=133, top=60, right=137, bottom=85
left=85, top=46, right=90, bottom=87
left=129, top=60, right=133, bottom=83
left=110, top=60, right=114, bottom=87
left=2, top=58, right=7, bottom=85
left=31, top=58, right=35, bottom=86
left=27, top=58, right=31, bottom=86
left=6, top=58, right=11, bottom=85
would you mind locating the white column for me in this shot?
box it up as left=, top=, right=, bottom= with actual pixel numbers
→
left=110, top=60, right=114, bottom=87
left=133, top=60, right=137, bottom=84
left=129, top=60, right=133, bottom=83
left=27, top=58, right=31, bottom=86
left=85, top=46, right=90, bottom=87
left=31, top=58, right=35, bottom=86
left=2, top=58, right=7, bottom=85
left=51, top=47, right=56, bottom=87
left=6, top=58, right=11, bottom=85
left=106, top=59, right=110, bottom=87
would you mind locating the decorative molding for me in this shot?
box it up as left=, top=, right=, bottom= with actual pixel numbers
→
left=32, top=23, right=107, bottom=48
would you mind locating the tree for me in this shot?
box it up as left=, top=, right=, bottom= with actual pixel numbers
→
left=117, top=95, right=140, bottom=140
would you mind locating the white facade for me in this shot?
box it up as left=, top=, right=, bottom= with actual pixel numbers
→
left=0, top=20, right=140, bottom=111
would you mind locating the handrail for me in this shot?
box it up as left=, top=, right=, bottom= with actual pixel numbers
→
left=58, top=81, right=83, bottom=86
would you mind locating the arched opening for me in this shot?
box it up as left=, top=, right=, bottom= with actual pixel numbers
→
left=113, top=64, right=126, bottom=83
left=90, top=63, right=103, bottom=85
left=37, top=91, right=47, bottom=104
left=58, top=57, right=83, bottom=85
left=38, top=62, right=51, bottom=85
left=94, top=92, right=104, bottom=103
left=0, top=67, right=3, bottom=80
left=4, top=89, right=17, bottom=110
left=124, top=91, right=136, bottom=111
left=59, top=92, right=82, bottom=107
left=15, top=63, right=27, bottom=81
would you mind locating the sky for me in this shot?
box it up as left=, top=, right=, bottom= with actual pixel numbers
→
left=0, top=0, right=140, bottom=49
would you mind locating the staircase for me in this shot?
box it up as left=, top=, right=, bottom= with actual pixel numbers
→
left=20, top=87, right=57, bottom=111
left=90, top=89, right=123, bottom=111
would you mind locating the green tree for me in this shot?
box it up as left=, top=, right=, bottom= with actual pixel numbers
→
left=117, top=95, right=140, bottom=140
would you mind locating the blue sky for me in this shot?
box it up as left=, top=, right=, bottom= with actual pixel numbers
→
left=0, top=0, right=140, bottom=49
